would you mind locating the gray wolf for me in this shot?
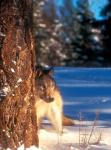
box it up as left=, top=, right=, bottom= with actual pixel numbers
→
left=35, top=66, right=74, bottom=134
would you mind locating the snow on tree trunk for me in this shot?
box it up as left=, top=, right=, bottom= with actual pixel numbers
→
left=0, top=0, right=38, bottom=149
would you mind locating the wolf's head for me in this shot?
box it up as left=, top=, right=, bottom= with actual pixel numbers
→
left=35, top=66, right=57, bottom=103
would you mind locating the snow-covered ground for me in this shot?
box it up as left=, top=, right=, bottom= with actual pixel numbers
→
left=38, top=122, right=111, bottom=150
left=12, top=121, right=111, bottom=150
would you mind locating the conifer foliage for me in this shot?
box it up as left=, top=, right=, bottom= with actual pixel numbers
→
left=100, top=0, right=111, bottom=65
left=33, top=0, right=111, bottom=67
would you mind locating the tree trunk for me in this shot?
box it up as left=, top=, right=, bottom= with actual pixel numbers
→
left=0, top=0, right=38, bottom=149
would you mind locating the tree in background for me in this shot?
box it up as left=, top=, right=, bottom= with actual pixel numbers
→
left=33, top=0, right=66, bottom=66
left=101, top=0, right=111, bottom=18
left=73, top=0, right=105, bottom=66
left=33, top=0, right=111, bottom=67
left=61, top=0, right=100, bottom=66
left=75, top=0, right=95, bottom=66
left=0, top=0, right=38, bottom=149
left=100, top=0, right=111, bottom=65
left=58, top=0, right=80, bottom=66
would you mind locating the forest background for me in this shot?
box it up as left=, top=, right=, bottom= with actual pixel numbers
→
left=33, top=0, right=111, bottom=67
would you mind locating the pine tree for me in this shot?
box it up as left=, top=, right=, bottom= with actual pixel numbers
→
left=59, top=0, right=79, bottom=66
left=33, top=0, right=66, bottom=66
left=61, top=0, right=96, bottom=66
left=72, top=0, right=95, bottom=66
left=100, top=0, right=111, bottom=65
left=101, top=0, right=111, bottom=18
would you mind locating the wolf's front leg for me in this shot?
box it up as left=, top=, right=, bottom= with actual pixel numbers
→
left=48, top=104, right=63, bottom=134
left=37, top=116, right=43, bottom=130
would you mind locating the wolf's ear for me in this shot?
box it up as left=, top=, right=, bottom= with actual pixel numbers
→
left=48, top=67, right=54, bottom=76
left=35, top=66, right=54, bottom=77
left=35, top=66, right=43, bottom=77
left=43, top=67, right=54, bottom=76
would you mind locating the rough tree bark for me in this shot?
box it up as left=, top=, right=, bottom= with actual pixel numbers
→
left=0, top=0, right=38, bottom=149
